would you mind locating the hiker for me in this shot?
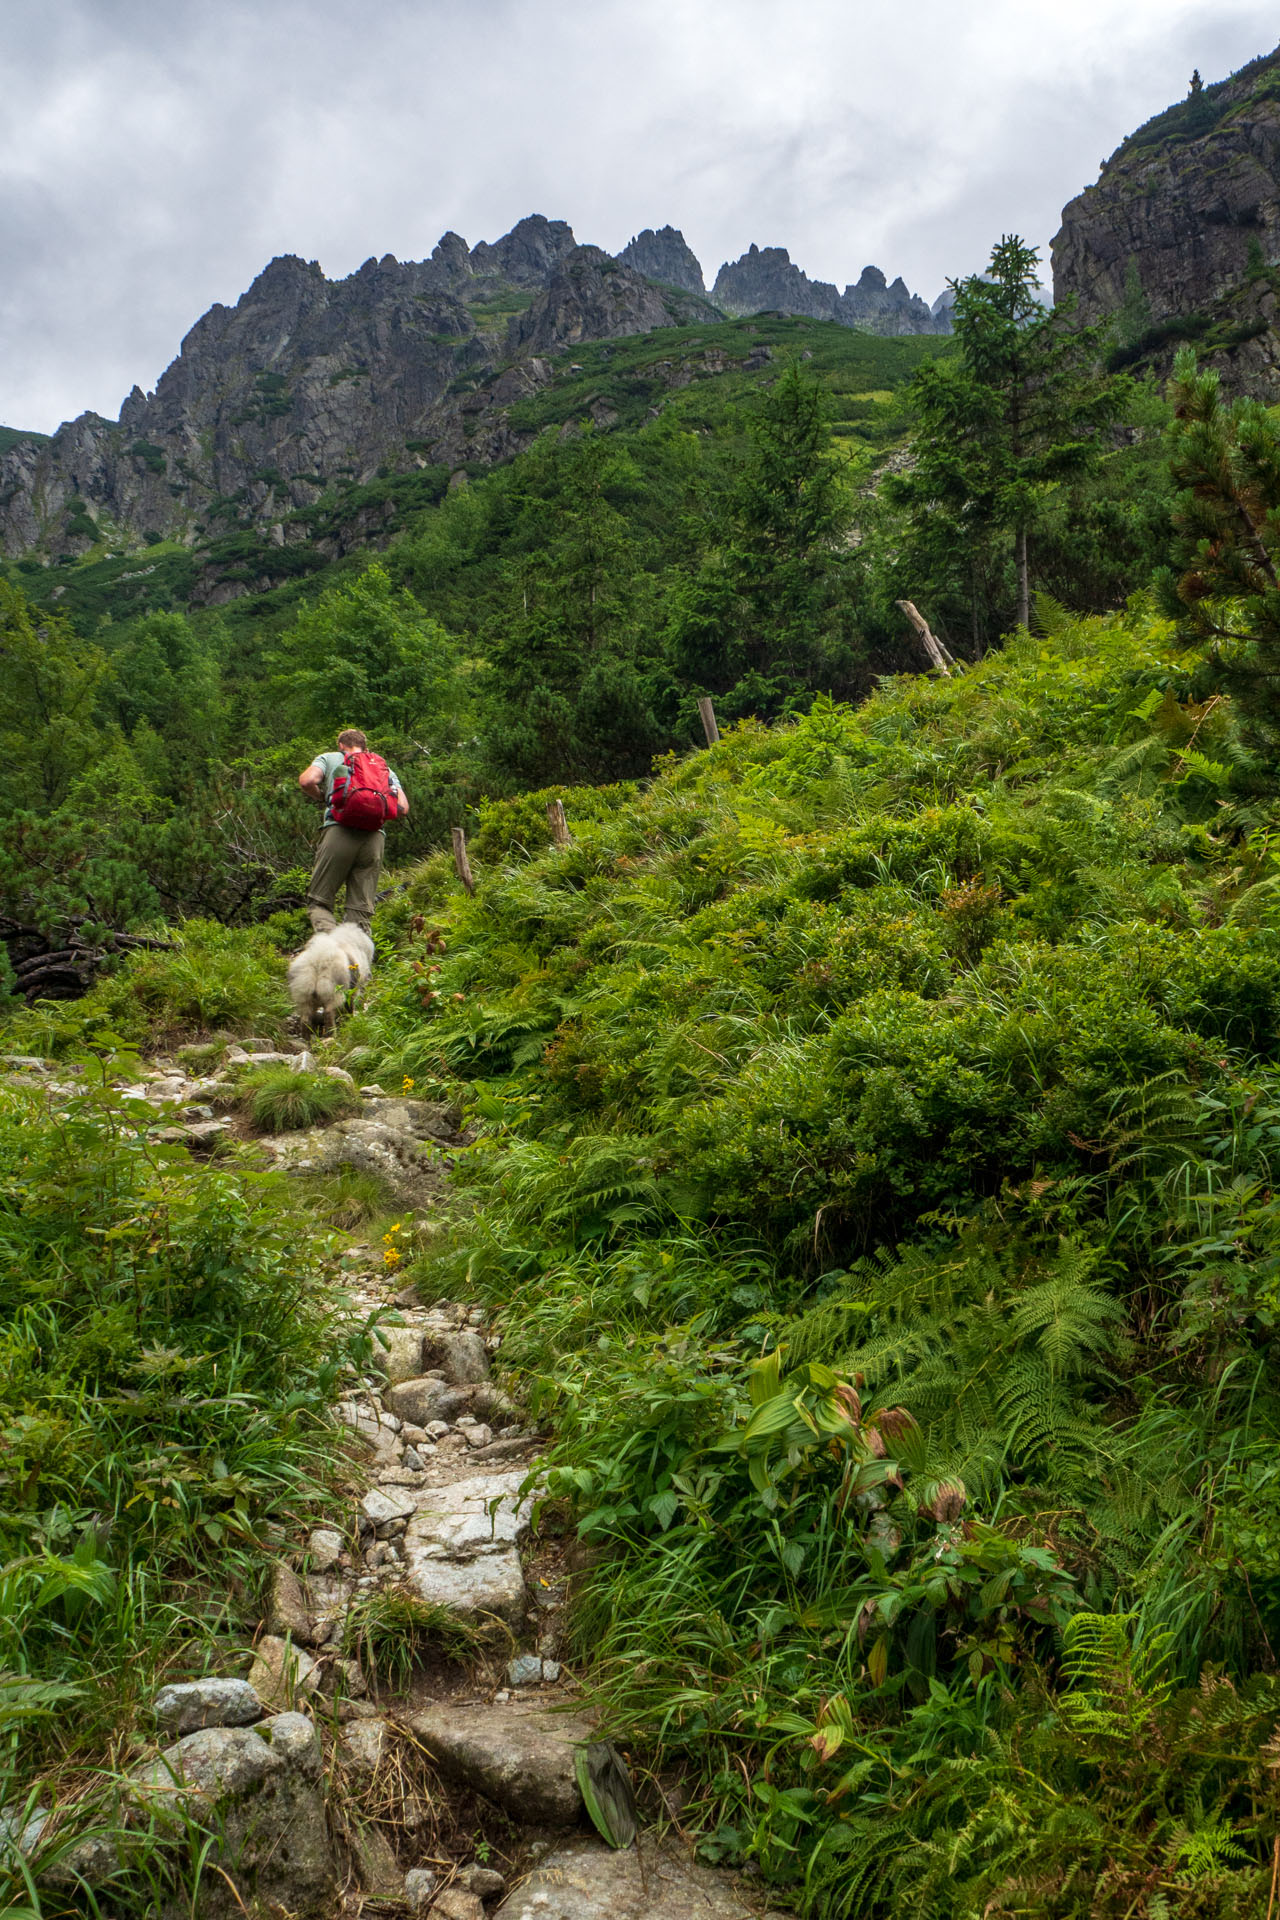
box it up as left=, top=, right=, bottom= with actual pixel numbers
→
left=299, top=729, right=408, bottom=934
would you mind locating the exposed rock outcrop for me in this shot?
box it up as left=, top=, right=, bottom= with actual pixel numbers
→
left=618, top=225, right=708, bottom=295
left=407, top=1698, right=593, bottom=1826
left=130, top=1713, right=335, bottom=1917
left=712, top=244, right=949, bottom=335
left=508, top=246, right=719, bottom=354
left=1053, top=44, right=1280, bottom=394
left=2, top=204, right=960, bottom=568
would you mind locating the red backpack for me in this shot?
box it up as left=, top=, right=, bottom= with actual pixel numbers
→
left=329, top=750, right=400, bottom=831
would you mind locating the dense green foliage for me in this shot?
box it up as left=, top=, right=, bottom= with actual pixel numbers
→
left=0, top=314, right=955, bottom=975
left=0, top=1045, right=365, bottom=1905
left=354, top=607, right=1280, bottom=1914
left=1116, top=45, right=1280, bottom=158
left=4, top=219, right=1280, bottom=1912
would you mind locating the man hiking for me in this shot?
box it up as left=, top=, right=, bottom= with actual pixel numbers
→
left=299, top=729, right=408, bottom=934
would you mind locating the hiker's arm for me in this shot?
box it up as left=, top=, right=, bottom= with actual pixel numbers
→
left=299, top=761, right=325, bottom=797
left=391, top=772, right=409, bottom=817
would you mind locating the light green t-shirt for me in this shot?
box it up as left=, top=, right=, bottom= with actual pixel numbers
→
left=309, top=750, right=404, bottom=828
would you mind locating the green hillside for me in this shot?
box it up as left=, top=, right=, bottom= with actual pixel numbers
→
left=0, top=425, right=50, bottom=456
left=13, top=598, right=1280, bottom=1914
left=4, top=312, right=940, bottom=629
left=357, top=604, right=1280, bottom=1914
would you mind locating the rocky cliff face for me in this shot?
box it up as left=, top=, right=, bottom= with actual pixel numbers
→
left=711, top=245, right=949, bottom=336
left=0, top=217, right=709, bottom=561
left=1053, top=45, right=1280, bottom=393
left=0, top=211, right=941, bottom=563
left=510, top=247, right=718, bottom=354
left=618, top=226, right=707, bottom=294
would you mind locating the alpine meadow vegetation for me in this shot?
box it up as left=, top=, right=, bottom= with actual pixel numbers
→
left=359, top=604, right=1280, bottom=1916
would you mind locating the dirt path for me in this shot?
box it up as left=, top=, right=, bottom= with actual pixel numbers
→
left=35, top=1038, right=786, bottom=1920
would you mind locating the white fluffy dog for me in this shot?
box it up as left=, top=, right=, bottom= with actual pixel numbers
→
left=287, top=924, right=374, bottom=1035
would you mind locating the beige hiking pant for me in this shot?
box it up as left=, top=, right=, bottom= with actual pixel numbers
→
left=307, top=825, right=385, bottom=934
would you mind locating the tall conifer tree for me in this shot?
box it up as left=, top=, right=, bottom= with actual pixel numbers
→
left=888, top=236, right=1128, bottom=649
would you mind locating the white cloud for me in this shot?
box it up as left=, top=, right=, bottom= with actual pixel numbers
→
left=1, top=0, right=1275, bottom=430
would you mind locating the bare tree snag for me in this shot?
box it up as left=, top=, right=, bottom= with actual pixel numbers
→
left=896, top=600, right=954, bottom=676
left=451, top=826, right=476, bottom=896
left=547, top=799, right=571, bottom=847
left=697, top=696, right=720, bottom=746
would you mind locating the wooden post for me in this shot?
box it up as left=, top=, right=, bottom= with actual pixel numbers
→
left=696, top=696, right=720, bottom=746
left=546, top=799, right=571, bottom=847
left=896, top=600, right=954, bottom=676
left=451, top=826, right=475, bottom=896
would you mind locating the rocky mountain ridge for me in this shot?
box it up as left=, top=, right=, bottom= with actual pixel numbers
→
left=711, top=243, right=949, bottom=335
left=0, top=214, right=946, bottom=563
left=1053, top=42, right=1280, bottom=393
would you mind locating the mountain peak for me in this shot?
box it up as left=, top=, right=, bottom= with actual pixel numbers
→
left=618, top=226, right=706, bottom=296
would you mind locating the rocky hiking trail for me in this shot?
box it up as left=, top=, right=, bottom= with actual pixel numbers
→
left=7, top=1040, right=785, bottom=1920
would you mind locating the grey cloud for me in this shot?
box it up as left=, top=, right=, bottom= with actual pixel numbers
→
left=2, top=0, right=1277, bottom=431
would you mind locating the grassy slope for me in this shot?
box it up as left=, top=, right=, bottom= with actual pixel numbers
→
left=358, top=606, right=1280, bottom=1916
left=0, top=426, right=51, bottom=455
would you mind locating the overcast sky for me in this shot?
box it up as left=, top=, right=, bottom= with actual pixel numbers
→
left=2, top=0, right=1276, bottom=434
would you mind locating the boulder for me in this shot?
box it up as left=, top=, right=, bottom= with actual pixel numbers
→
left=348, top=1822, right=402, bottom=1899
left=464, top=1863, right=507, bottom=1898
left=130, top=1713, right=334, bottom=1916
left=371, top=1323, right=425, bottom=1383
left=492, top=1836, right=791, bottom=1919
left=247, top=1635, right=320, bottom=1712
left=435, top=1889, right=485, bottom=1920
left=307, top=1527, right=344, bottom=1573
left=153, top=1679, right=264, bottom=1736
left=338, top=1715, right=390, bottom=1775
left=361, top=1486, right=416, bottom=1536
left=383, top=1375, right=467, bottom=1427
left=420, top=1329, right=491, bottom=1384
left=268, top=1562, right=313, bottom=1641
left=403, top=1550, right=528, bottom=1631
left=405, top=1471, right=535, bottom=1555
left=405, top=1699, right=594, bottom=1826
left=305, top=1568, right=354, bottom=1643
left=405, top=1865, right=439, bottom=1912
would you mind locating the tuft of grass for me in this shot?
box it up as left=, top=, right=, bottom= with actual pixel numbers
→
left=294, top=1165, right=398, bottom=1231
left=175, top=1039, right=228, bottom=1073
left=239, top=1065, right=360, bottom=1134
left=343, top=1587, right=482, bottom=1688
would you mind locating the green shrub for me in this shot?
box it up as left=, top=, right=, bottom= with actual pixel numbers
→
left=8, top=920, right=288, bottom=1054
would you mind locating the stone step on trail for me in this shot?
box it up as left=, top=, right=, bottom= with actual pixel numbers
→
left=401, top=1468, right=538, bottom=1631
left=493, top=1837, right=791, bottom=1920
left=405, top=1697, right=596, bottom=1826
